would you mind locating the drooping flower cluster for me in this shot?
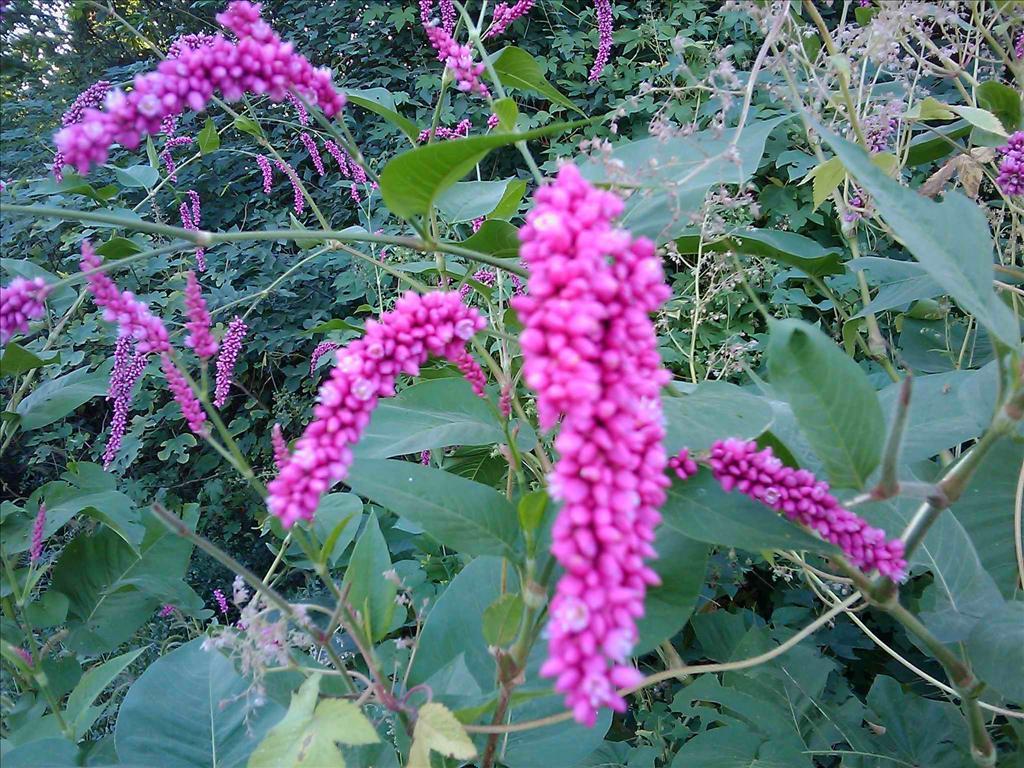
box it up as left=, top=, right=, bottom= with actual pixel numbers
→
left=310, top=340, right=342, bottom=373
left=425, top=22, right=489, bottom=96
left=299, top=132, right=325, bottom=176
left=487, top=113, right=500, bottom=130
left=515, top=165, right=671, bottom=726
left=996, top=130, right=1024, bottom=197
left=589, top=0, right=613, bottom=82
left=451, top=347, right=488, bottom=397
left=1, top=276, right=50, bottom=343
left=267, top=291, right=486, bottom=528
left=419, top=0, right=455, bottom=34
left=160, top=135, right=193, bottom=182
left=50, top=80, right=111, bottom=181
left=53, top=1, right=345, bottom=176
left=29, top=503, right=46, bottom=564
left=271, top=423, right=289, bottom=469
left=213, top=587, right=230, bottom=615
left=184, top=271, right=218, bottom=359
left=706, top=438, right=907, bottom=580
left=158, top=604, right=176, bottom=618
left=668, top=448, right=698, bottom=481
left=102, top=335, right=148, bottom=468
left=285, top=91, right=310, bottom=126
left=1016, top=31, right=1023, bottom=61
left=418, top=119, right=471, bottom=143
left=274, top=158, right=304, bottom=215
left=255, top=154, right=273, bottom=193
left=458, top=268, right=496, bottom=299
left=161, top=354, right=207, bottom=434
left=166, top=33, right=219, bottom=60
left=179, top=190, right=207, bottom=271
left=213, top=316, right=248, bottom=408
left=863, top=101, right=901, bottom=153
left=485, top=0, right=535, bottom=39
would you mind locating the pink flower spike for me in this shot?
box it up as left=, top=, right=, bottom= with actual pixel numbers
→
left=668, top=448, right=698, bottom=480
left=485, top=0, right=535, bottom=39
left=589, top=0, right=613, bottom=81
left=996, top=131, right=1024, bottom=198
left=299, top=132, right=325, bottom=176
left=80, top=241, right=170, bottom=355
left=29, top=503, right=46, bottom=564
left=103, top=336, right=148, bottom=468
left=286, top=91, right=310, bottom=126
left=213, top=315, right=248, bottom=408
left=707, top=438, right=907, bottom=580
left=160, top=135, right=194, bottom=182
left=323, top=140, right=350, bottom=177
left=256, top=154, right=273, bottom=193
left=310, top=340, right=341, bottom=374
left=271, top=423, right=289, bottom=470
left=183, top=271, right=218, bottom=359
left=161, top=353, right=207, bottom=434
left=213, top=587, right=229, bottom=615
left=266, top=291, right=486, bottom=528
left=425, top=22, right=489, bottom=97
left=274, top=158, right=304, bottom=215
left=158, top=604, right=176, bottom=618
left=1, top=276, right=50, bottom=344
left=516, top=164, right=671, bottom=725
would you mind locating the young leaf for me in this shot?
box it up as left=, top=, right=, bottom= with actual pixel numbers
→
left=492, top=96, right=519, bottom=130
left=197, top=117, right=220, bottom=154
left=346, top=87, right=420, bottom=140
left=249, top=675, right=378, bottom=768
left=15, top=364, right=111, bottom=432
left=673, top=228, right=844, bottom=277
left=482, top=593, right=524, bottom=647
left=341, top=513, right=396, bottom=643
left=407, top=702, right=476, bottom=768
left=976, top=80, right=1021, bottom=133
left=767, top=318, right=885, bottom=489
left=65, top=647, right=147, bottom=739
left=491, top=47, right=584, bottom=114
left=802, top=155, right=845, bottom=210
left=0, top=343, right=58, bottom=376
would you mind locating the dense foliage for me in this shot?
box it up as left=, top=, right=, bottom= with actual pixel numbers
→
left=1, top=1, right=1022, bottom=767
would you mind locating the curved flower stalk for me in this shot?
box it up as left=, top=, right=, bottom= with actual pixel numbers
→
left=514, top=165, right=671, bottom=726
left=267, top=291, right=486, bottom=528
left=418, top=119, right=471, bottom=143
left=0, top=276, right=50, bottom=344
left=310, top=340, right=341, bottom=373
left=255, top=154, right=273, bottom=193
left=703, top=439, right=907, bottom=580
left=54, top=1, right=345, bottom=176
left=161, top=353, right=207, bottom=434
left=274, top=159, right=304, bottom=215
left=102, top=336, right=148, bottom=468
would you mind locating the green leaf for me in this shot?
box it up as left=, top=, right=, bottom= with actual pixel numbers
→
left=517, top=490, right=547, bottom=534
left=15, top=365, right=110, bottom=431
left=850, top=256, right=943, bottom=316
left=346, top=87, right=420, bottom=140
left=0, top=342, right=58, bottom=376
left=674, top=228, right=844, bottom=277
left=355, top=378, right=510, bottom=459
left=905, top=121, right=970, bottom=166
left=501, top=697, right=611, bottom=768
left=977, top=79, right=1021, bottom=132
left=346, top=459, right=519, bottom=558
left=94, top=236, right=144, bottom=260
left=492, top=96, right=519, bottom=131
left=1, top=738, right=80, bottom=768
left=379, top=120, right=587, bottom=218
left=249, top=675, right=378, bottom=768
left=24, top=589, right=69, bottom=627
left=489, top=178, right=527, bottom=220
left=669, top=726, right=809, bottom=768
left=65, top=647, right=146, bottom=739
left=491, top=47, right=583, bottom=114
left=482, top=593, right=524, bottom=647
left=115, top=638, right=284, bottom=768
left=635, top=527, right=707, bottom=654
left=663, top=382, right=774, bottom=452
left=579, top=116, right=790, bottom=242
left=905, top=96, right=956, bottom=121
left=863, top=676, right=966, bottom=768
left=312, top=493, right=362, bottom=566
left=459, top=219, right=521, bottom=259
left=436, top=178, right=522, bottom=223
left=802, top=155, right=845, bottom=210
left=233, top=114, right=263, bottom=138
left=407, top=702, right=476, bottom=768
left=966, top=601, right=1024, bottom=703
left=820, top=127, right=1019, bottom=347
left=767, top=319, right=885, bottom=489
left=948, top=104, right=1007, bottom=137
left=661, top=472, right=836, bottom=554
left=113, top=164, right=160, bottom=189
left=197, top=117, right=220, bottom=154
left=340, top=512, right=395, bottom=642
left=146, top=135, right=159, bottom=169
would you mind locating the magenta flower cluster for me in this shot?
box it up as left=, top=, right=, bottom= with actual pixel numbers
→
left=179, top=190, right=206, bottom=270
left=706, top=438, right=907, bottom=580
left=486, top=0, right=535, bottom=39
left=161, top=354, right=207, bottom=434
left=274, top=158, right=304, bottom=215
left=425, top=23, right=489, bottom=97
left=418, top=119, right=471, bottom=143
left=514, top=165, right=671, bottom=726
left=996, top=131, right=1024, bottom=197
left=458, top=268, right=496, bottom=300
left=271, top=423, right=289, bottom=469
left=160, top=135, right=193, bottom=182
left=310, top=340, right=342, bottom=373
left=589, top=0, right=613, bottom=81
left=256, top=154, right=273, bottom=193
left=29, top=503, right=46, bottom=564
left=864, top=101, right=900, bottom=154
left=1, top=276, right=50, bottom=344
left=299, top=132, right=325, bottom=176
left=266, top=291, right=486, bottom=528
left=184, top=271, right=219, bottom=359
left=53, top=1, right=345, bottom=176
left=286, top=91, right=310, bottom=126
left=103, top=336, right=147, bottom=468
left=668, top=448, right=698, bottom=481
left=213, top=316, right=248, bottom=408
left=419, top=0, right=455, bottom=34
left=213, top=587, right=230, bottom=615
left=166, top=33, right=219, bottom=60
left=51, top=80, right=111, bottom=181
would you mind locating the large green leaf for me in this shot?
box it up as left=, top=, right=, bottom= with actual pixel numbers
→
left=341, top=513, right=396, bottom=643
left=436, top=178, right=523, bottom=223
left=65, top=647, right=147, bottom=739
left=491, top=46, right=583, bottom=114
left=345, top=88, right=420, bottom=140
left=0, top=342, right=58, bottom=376
left=862, top=676, right=967, bottom=767
left=579, top=115, right=790, bottom=242
left=966, top=601, right=1024, bottom=703
left=976, top=80, right=1021, bottom=133
left=669, top=727, right=809, bottom=768
left=380, top=121, right=586, bottom=218
left=850, top=257, right=943, bottom=317
left=346, top=459, right=519, bottom=558
left=767, top=318, right=885, bottom=490
left=661, top=472, right=836, bottom=554
left=635, top=527, right=708, bottom=654
left=458, top=219, right=521, bottom=259
left=501, top=696, right=611, bottom=768
left=820, top=128, right=1018, bottom=347
left=663, top=382, right=774, bottom=453
left=953, top=438, right=1024, bottom=598
left=674, top=228, right=844, bottom=277
left=14, top=364, right=110, bottom=431
left=354, top=378, right=509, bottom=458
left=115, top=638, right=284, bottom=768
left=248, top=674, right=378, bottom=767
